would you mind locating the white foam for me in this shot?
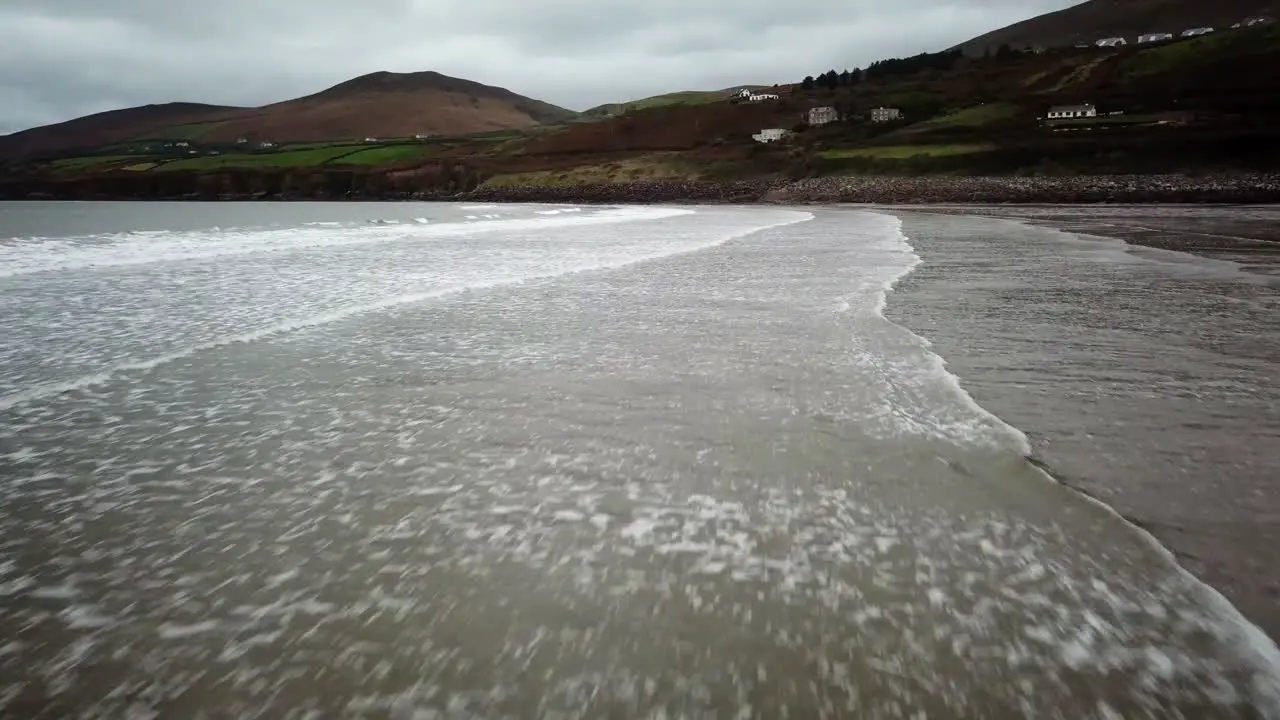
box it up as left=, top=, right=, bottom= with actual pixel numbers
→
left=0, top=206, right=811, bottom=411
left=869, top=211, right=1034, bottom=456
left=0, top=206, right=696, bottom=279
left=158, top=620, right=219, bottom=639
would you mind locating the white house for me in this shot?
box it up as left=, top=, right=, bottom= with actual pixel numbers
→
left=1138, top=32, right=1174, bottom=43
left=364, top=137, right=380, bottom=143
left=236, top=137, right=249, bottom=144
left=870, top=107, right=902, bottom=123
left=807, top=106, right=838, bottom=126
left=752, top=128, right=788, bottom=143
left=1182, top=27, right=1215, bottom=37
left=259, top=141, right=276, bottom=149
left=1234, top=16, right=1272, bottom=28
left=733, top=88, right=779, bottom=103
left=174, top=141, right=191, bottom=148
left=413, top=133, right=431, bottom=140
left=1096, top=37, right=1127, bottom=47
left=1046, top=104, right=1098, bottom=119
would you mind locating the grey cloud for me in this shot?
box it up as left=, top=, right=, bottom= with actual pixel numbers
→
left=0, top=0, right=1077, bottom=135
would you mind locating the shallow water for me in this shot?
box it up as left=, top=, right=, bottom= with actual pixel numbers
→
left=885, top=207, right=1280, bottom=646
left=0, top=202, right=1277, bottom=718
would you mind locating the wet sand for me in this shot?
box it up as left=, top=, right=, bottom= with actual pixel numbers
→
left=882, top=204, right=1280, bottom=642
left=901, top=204, right=1280, bottom=275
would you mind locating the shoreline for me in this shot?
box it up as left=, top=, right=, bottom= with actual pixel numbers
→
left=884, top=278, right=1280, bottom=674
left=889, top=202, right=1280, bottom=270
left=6, top=173, right=1280, bottom=204
left=882, top=205, right=1280, bottom=644
left=463, top=175, right=1280, bottom=206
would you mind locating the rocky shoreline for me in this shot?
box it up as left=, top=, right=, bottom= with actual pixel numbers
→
left=6, top=173, right=1280, bottom=204
left=456, top=174, right=1280, bottom=205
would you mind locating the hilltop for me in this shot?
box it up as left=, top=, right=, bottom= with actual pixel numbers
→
left=191, top=71, right=577, bottom=145
left=955, top=0, right=1280, bottom=54
left=580, top=87, right=771, bottom=119
left=0, top=71, right=575, bottom=161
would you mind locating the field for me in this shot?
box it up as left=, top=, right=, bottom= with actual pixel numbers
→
left=329, top=145, right=440, bottom=165
left=35, top=134, right=524, bottom=175
left=817, top=144, right=994, bottom=160
left=49, top=155, right=148, bottom=172
left=156, top=145, right=366, bottom=171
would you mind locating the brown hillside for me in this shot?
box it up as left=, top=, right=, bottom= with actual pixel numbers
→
left=0, top=103, right=242, bottom=161
left=0, top=71, right=576, bottom=160
left=955, top=0, right=1280, bottom=54
left=197, top=71, right=576, bottom=144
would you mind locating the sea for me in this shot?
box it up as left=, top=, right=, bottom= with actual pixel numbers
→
left=0, top=201, right=1277, bottom=719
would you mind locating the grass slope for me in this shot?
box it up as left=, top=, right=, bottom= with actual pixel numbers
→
left=903, top=103, right=1021, bottom=131
left=581, top=88, right=759, bottom=118
left=157, top=145, right=366, bottom=171
left=331, top=145, right=440, bottom=165
left=49, top=155, right=152, bottom=173
left=1120, top=23, right=1280, bottom=77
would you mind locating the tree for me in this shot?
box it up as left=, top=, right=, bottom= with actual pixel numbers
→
left=802, top=75, right=815, bottom=91
left=839, top=69, right=852, bottom=86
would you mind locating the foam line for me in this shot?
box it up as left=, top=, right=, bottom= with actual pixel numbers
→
left=867, top=211, right=1034, bottom=456
left=870, top=209, right=1280, bottom=712
left=0, top=206, right=694, bottom=278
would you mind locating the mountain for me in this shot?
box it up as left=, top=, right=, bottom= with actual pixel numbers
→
left=191, top=71, right=577, bottom=145
left=0, top=71, right=576, bottom=160
left=954, top=0, right=1280, bottom=55
left=0, top=103, right=243, bottom=162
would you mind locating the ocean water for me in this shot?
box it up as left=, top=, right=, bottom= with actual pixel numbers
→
left=0, top=201, right=1277, bottom=719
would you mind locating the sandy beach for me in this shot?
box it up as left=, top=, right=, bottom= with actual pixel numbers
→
left=883, top=204, right=1280, bottom=642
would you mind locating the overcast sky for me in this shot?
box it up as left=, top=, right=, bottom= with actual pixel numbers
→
left=0, top=0, right=1079, bottom=134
